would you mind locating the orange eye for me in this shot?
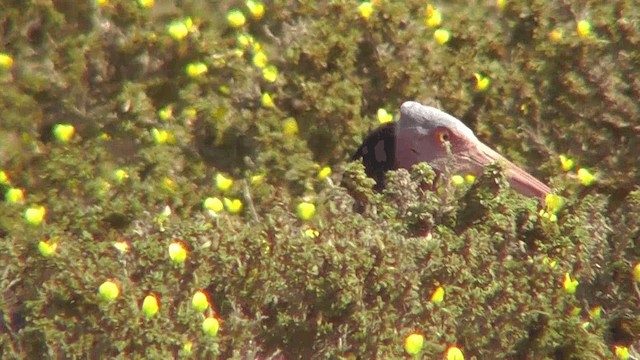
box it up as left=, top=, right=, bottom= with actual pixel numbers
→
left=435, top=129, right=450, bottom=144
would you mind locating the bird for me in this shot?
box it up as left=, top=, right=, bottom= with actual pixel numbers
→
left=352, top=101, right=550, bottom=198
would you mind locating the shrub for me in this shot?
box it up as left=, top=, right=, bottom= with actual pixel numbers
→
left=1, top=0, right=638, bottom=358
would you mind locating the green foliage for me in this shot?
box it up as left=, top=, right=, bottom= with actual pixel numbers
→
left=1, top=0, right=639, bottom=358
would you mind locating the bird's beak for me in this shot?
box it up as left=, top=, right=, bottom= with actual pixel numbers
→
left=463, top=141, right=550, bottom=199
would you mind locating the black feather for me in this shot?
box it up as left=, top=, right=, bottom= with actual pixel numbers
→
left=351, top=122, right=397, bottom=191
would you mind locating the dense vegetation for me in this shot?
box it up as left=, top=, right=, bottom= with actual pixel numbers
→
left=1, top=0, right=639, bottom=358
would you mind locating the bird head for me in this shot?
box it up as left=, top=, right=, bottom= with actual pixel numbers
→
left=393, top=101, right=550, bottom=198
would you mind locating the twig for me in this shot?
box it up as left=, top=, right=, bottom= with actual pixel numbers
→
left=243, top=180, right=260, bottom=222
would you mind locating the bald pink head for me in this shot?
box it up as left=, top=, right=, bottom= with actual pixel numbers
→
left=395, top=102, right=550, bottom=198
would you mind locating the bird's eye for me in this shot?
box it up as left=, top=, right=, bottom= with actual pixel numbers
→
left=435, top=129, right=450, bottom=144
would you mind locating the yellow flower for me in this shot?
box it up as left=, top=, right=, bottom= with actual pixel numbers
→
left=542, top=256, right=557, bottom=269
left=168, top=242, right=187, bottom=264
left=158, top=106, right=173, bottom=121
left=577, top=168, right=595, bottom=186
left=245, top=0, right=265, bottom=20
left=262, top=65, right=278, bottom=82
left=227, top=9, right=246, bottom=28
left=541, top=193, right=564, bottom=222
left=218, top=85, right=231, bottom=95
left=451, top=175, right=465, bottom=186
left=495, top=0, right=506, bottom=10
left=544, top=194, right=564, bottom=214
left=24, top=205, right=46, bottom=226
left=224, top=198, right=243, bottom=213
left=184, top=17, right=195, bottom=30
left=261, top=92, right=275, bottom=108
left=549, top=29, right=563, bottom=42
left=559, top=154, right=574, bottom=171
left=304, top=228, right=319, bottom=238
left=167, top=20, right=189, bottom=40
left=615, top=346, right=630, bottom=360
left=114, top=169, right=129, bottom=183
left=577, top=20, right=592, bottom=38
left=0, top=170, right=9, bottom=185
left=317, top=166, right=332, bottom=180
left=215, top=173, right=234, bottom=192
left=203, top=197, right=224, bottom=212
left=96, top=0, right=109, bottom=7
left=113, top=240, right=130, bottom=253
left=452, top=174, right=475, bottom=186
left=181, top=341, right=193, bottom=356
left=186, top=62, right=208, bottom=78
left=98, top=281, right=120, bottom=302
left=251, top=173, right=265, bottom=185
left=53, top=124, right=75, bottom=143
left=283, top=117, right=299, bottom=136
left=563, top=272, right=579, bottom=294
left=377, top=108, right=393, bottom=124
left=192, top=291, right=209, bottom=312
left=589, top=305, right=602, bottom=319
left=5, top=187, right=25, bottom=204
left=446, top=346, right=465, bottom=360
left=38, top=241, right=58, bottom=257
left=237, top=33, right=255, bottom=49
left=357, top=2, right=374, bottom=20
left=137, top=0, right=154, bottom=8
left=425, top=5, right=442, bottom=28
left=404, top=333, right=424, bottom=355
left=151, top=128, right=173, bottom=144
left=0, top=53, right=14, bottom=70
left=296, top=202, right=316, bottom=220
left=162, top=177, right=176, bottom=192
left=632, top=262, right=640, bottom=282
left=142, top=294, right=159, bottom=318
left=430, top=286, right=445, bottom=303
left=252, top=51, right=268, bottom=68
left=538, top=209, right=557, bottom=223
left=473, top=73, right=490, bottom=92
left=434, top=28, right=451, bottom=45
left=183, top=107, right=197, bottom=120
left=202, top=317, right=220, bottom=336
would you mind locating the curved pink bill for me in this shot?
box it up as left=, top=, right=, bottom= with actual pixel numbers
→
left=464, top=141, right=551, bottom=199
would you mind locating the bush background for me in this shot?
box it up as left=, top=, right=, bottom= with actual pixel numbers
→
left=1, top=0, right=639, bottom=358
